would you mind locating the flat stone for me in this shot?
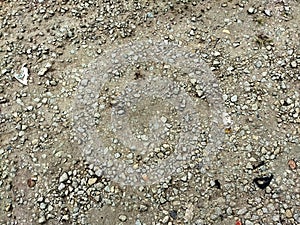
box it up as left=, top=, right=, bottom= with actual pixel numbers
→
left=213, top=51, right=221, bottom=57
left=245, top=220, right=254, bottom=225
left=58, top=183, right=65, bottom=191
left=59, top=172, right=68, bottom=183
left=88, top=178, right=97, bottom=185
left=162, top=215, right=169, bottom=223
left=32, top=139, right=39, bottom=145
left=237, top=207, right=247, bottom=215
left=38, top=68, right=48, bottom=76
left=227, top=66, right=234, bottom=71
left=285, top=209, right=293, bottom=218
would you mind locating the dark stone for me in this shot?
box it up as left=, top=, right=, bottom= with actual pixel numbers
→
left=169, top=210, right=177, bottom=219
left=253, top=174, right=273, bottom=189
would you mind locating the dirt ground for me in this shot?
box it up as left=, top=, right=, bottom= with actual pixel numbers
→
left=0, top=0, right=299, bottom=225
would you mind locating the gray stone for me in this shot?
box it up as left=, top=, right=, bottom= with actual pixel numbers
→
left=59, top=172, right=68, bottom=183
left=135, top=219, right=142, bottom=225
left=245, top=220, right=253, bottom=225
left=58, top=183, right=66, bottom=191
left=237, top=207, right=247, bottom=215
left=162, top=215, right=169, bottom=223
left=231, top=95, right=238, bottom=102
left=38, top=68, right=48, bottom=76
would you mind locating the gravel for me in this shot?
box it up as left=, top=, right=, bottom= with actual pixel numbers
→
left=0, top=0, right=299, bottom=225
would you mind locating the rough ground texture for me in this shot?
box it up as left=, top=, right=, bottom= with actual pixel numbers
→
left=0, top=0, right=299, bottom=225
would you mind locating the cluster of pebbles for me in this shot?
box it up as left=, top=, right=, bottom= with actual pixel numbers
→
left=0, top=0, right=299, bottom=225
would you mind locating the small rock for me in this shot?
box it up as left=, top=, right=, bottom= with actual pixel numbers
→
left=1, top=69, right=8, bottom=75
left=95, top=168, right=102, bottom=177
left=222, top=29, right=230, bottom=34
left=181, top=175, right=188, bottom=182
left=18, top=131, right=25, bottom=137
left=88, top=178, right=97, bottom=185
left=266, top=45, right=272, bottom=50
left=135, top=219, right=142, bottom=225
left=226, top=207, right=232, bottom=215
left=32, top=139, right=39, bottom=145
left=264, top=9, right=271, bottom=17
left=59, top=172, right=68, bottom=183
left=272, top=214, right=280, bottom=221
left=213, top=60, right=220, bottom=65
left=162, top=215, right=169, bottom=223
left=160, top=197, right=167, bottom=204
left=119, top=214, right=127, bottom=222
left=288, top=159, right=297, bottom=170
left=245, top=220, right=254, bottom=225
left=139, top=204, right=148, bottom=212
left=161, top=116, right=168, bottom=123
left=96, top=49, right=102, bottom=54
left=62, top=215, right=69, bottom=221
left=237, top=207, right=247, bottom=215
left=213, top=51, right=221, bottom=57
left=81, top=79, right=89, bottom=87
left=40, top=202, right=47, bottom=210
left=227, top=66, right=234, bottom=71
left=38, top=215, right=46, bottom=224
left=41, top=98, right=48, bottom=104
left=27, top=178, right=36, bottom=188
left=45, top=63, right=52, bottom=69
left=231, top=95, right=238, bottom=102
left=248, top=7, right=256, bottom=14
left=255, top=60, right=262, bottom=68
left=251, top=103, right=258, bottom=110
left=246, top=162, right=253, bottom=169
left=27, top=105, right=34, bottom=111
left=285, top=209, right=293, bottom=218
left=170, top=210, right=177, bottom=219
left=233, top=42, right=240, bottom=47
left=58, top=183, right=66, bottom=191
left=38, top=68, right=48, bottom=76
left=291, top=61, right=297, bottom=68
